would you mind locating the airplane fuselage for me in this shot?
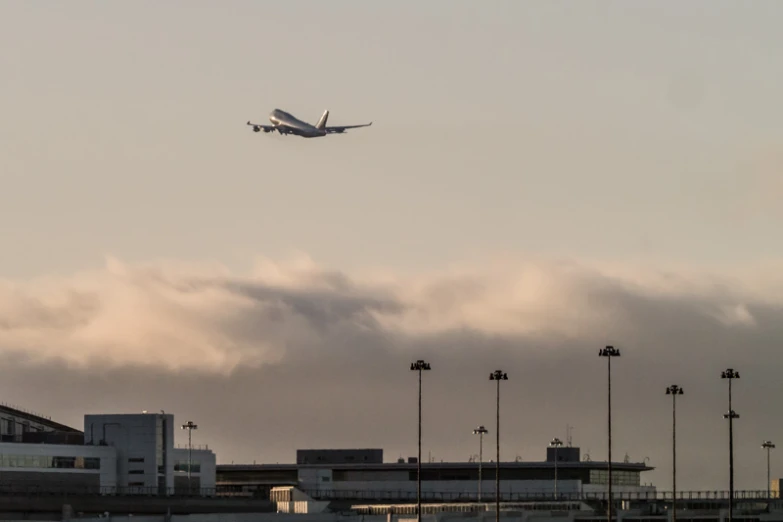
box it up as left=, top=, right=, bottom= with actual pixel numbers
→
left=269, top=109, right=326, bottom=138
left=247, top=108, right=371, bottom=138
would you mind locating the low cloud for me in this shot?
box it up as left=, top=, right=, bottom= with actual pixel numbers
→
left=1, top=254, right=783, bottom=491
left=1, top=255, right=777, bottom=373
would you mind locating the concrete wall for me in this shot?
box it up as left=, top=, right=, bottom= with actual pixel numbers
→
left=172, top=448, right=217, bottom=492
left=297, top=449, right=384, bottom=465
left=84, top=413, right=174, bottom=491
left=72, top=514, right=386, bottom=522
left=65, top=509, right=783, bottom=522
left=580, top=484, right=657, bottom=497
left=300, top=479, right=585, bottom=499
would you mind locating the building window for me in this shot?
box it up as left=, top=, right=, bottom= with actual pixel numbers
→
left=84, top=458, right=101, bottom=470
left=129, top=457, right=145, bottom=463
left=174, top=461, right=201, bottom=473
left=129, top=470, right=145, bottom=474
left=0, top=454, right=101, bottom=470
left=589, top=470, right=640, bottom=486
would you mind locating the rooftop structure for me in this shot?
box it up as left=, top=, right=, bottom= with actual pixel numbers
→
left=297, top=449, right=384, bottom=465
left=0, top=403, right=81, bottom=444
left=217, top=445, right=655, bottom=501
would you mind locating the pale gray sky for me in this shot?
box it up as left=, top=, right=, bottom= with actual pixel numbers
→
left=1, top=0, right=783, bottom=492
left=2, top=1, right=782, bottom=276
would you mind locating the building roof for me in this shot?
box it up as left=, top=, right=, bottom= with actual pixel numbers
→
left=0, top=404, right=81, bottom=433
left=217, top=460, right=654, bottom=472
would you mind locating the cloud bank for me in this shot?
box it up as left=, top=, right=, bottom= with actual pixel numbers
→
left=1, top=255, right=779, bottom=373
left=1, top=254, right=783, bottom=492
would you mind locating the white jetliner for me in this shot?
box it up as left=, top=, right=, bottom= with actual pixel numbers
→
left=246, top=109, right=372, bottom=138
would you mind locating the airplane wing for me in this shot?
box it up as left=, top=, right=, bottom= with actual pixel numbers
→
left=246, top=121, right=278, bottom=133
left=323, top=122, right=373, bottom=134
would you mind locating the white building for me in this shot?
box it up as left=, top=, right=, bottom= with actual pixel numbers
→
left=172, top=447, right=217, bottom=492
left=85, top=413, right=175, bottom=493
left=218, top=447, right=657, bottom=501
left=0, top=406, right=218, bottom=497
left=0, top=441, right=116, bottom=492
left=84, top=412, right=217, bottom=496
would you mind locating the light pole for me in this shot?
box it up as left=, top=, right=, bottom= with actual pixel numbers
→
left=762, top=441, right=775, bottom=498
left=473, top=425, right=488, bottom=502
left=599, top=345, right=620, bottom=522
left=181, top=421, right=198, bottom=493
left=489, top=370, right=508, bottom=522
left=550, top=437, right=563, bottom=499
left=666, top=385, right=683, bottom=522
left=722, top=368, right=740, bottom=522
left=411, top=360, right=431, bottom=522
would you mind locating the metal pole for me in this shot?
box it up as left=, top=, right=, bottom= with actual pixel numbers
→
left=665, top=387, right=684, bottom=519
left=496, top=376, right=500, bottom=522
left=721, top=369, right=739, bottom=522
left=479, top=431, right=483, bottom=502
left=474, top=425, right=488, bottom=502
left=188, top=428, right=192, bottom=492
left=554, top=444, right=558, bottom=499
left=768, top=446, right=771, bottom=499
left=418, top=366, right=422, bottom=522
left=608, top=352, right=612, bottom=522
left=550, top=438, right=563, bottom=501
left=410, top=360, right=430, bottom=522
left=762, top=442, right=775, bottom=498
left=729, top=377, right=734, bottom=522
left=489, top=370, right=507, bottom=522
left=672, top=391, right=676, bottom=522
left=599, top=347, right=619, bottom=522
left=180, top=421, right=198, bottom=495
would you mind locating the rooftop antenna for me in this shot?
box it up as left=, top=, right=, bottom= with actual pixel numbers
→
left=566, top=424, right=574, bottom=447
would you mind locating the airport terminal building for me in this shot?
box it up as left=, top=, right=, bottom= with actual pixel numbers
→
left=0, top=405, right=216, bottom=496
left=217, top=446, right=656, bottom=502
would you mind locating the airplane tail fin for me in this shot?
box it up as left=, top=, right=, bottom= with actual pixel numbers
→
left=316, top=110, right=329, bottom=130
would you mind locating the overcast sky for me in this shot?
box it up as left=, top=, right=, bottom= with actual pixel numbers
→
left=1, top=0, right=783, bottom=492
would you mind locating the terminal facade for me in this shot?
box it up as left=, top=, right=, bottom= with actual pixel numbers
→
left=0, top=405, right=216, bottom=496
left=217, top=446, right=655, bottom=501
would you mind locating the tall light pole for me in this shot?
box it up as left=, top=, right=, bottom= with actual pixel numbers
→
left=762, top=441, right=775, bottom=498
left=489, top=370, right=508, bottom=522
left=181, top=421, right=198, bottom=493
left=666, top=385, right=683, bottom=522
left=722, top=368, right=740, bottom=522
left=473, top=426, right=488, bottom=502
left=599, top=346, right=620, bottom=522
left=550, top=437, right=563, bottom=499
left=411, top=360, right=431, bottom=522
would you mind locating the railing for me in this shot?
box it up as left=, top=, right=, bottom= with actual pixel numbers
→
left=0, top=483, right=779, bottom=504
left=297, top=488, right=781, bottom=503
left=175, top=444, right=211, bottom=451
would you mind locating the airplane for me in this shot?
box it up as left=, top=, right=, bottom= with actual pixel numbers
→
left=246, top=109, right=372, bottom=138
